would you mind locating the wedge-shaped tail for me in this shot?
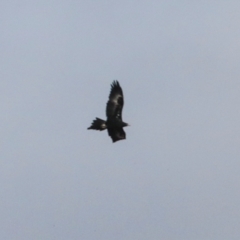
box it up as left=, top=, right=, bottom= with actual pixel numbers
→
left=87, top=118, right=107, bottom=131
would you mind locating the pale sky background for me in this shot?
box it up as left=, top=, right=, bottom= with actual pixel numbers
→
left=1, top=1, right=240, bottom=240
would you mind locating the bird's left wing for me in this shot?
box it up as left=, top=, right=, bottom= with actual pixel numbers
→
left=108, top=128, right=126, bottom=142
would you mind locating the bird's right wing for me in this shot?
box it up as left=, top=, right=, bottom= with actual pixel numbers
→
left=106, top=81, right=124, bottom=120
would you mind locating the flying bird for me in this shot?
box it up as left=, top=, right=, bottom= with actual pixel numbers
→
left=88, top=80, right=129, bottom=142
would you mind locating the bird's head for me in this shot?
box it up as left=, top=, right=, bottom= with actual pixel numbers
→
left=123, top=122, right=130, bottom=127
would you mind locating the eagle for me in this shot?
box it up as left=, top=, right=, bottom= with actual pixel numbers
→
left=88, top=80, right=129, bottom=142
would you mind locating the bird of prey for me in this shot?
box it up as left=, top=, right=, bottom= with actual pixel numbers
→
left=88, top=80, right=129, bottom=142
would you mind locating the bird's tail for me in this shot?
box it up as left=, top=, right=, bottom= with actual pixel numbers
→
left=87, top=118, right=107, bottom=131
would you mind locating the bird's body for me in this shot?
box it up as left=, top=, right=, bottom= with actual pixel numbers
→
left=88, top=81, right=129, bottom=142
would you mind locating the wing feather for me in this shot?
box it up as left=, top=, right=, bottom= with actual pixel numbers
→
left=106, top=81, right=124, bottom=120
left=107, top=128, right=126, bottom=142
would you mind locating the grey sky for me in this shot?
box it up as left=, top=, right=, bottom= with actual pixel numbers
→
left=1, top=1, right=240, bottom=239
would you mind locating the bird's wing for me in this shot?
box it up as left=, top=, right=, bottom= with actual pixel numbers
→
left=106, top=81, right=124, bottom=120
left=108, top=128, right=126, bottom=142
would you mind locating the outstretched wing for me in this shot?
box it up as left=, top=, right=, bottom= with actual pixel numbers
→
left=106, top=80, right=124, bottom=120
left=108, top=128, right=126, bottom=142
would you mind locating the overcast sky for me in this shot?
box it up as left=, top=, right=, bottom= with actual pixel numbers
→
left=1, top=1, right=240, bottom=239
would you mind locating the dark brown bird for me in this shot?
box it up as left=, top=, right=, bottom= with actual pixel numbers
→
left=87, top=80, right=129, bottom=142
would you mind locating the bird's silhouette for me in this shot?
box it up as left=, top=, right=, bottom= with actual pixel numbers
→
left=88, top=80, right=129, bottom=142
